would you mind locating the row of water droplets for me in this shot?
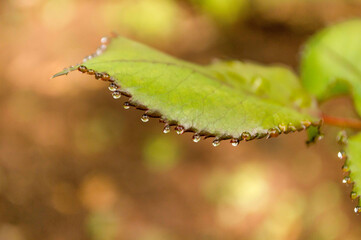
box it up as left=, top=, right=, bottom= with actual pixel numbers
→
left=110, top=76, right=316, bottom=146
left=105, top=70, right=318, bottom=147
left=82, top=36, right=110, bottom=63
left=61, top=36, right=111, bottom=74
left=79, top=36, right=320, bottom=147
left=337, top=130, right=361, bottom=214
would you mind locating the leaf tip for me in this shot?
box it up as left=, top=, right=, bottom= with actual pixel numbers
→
left=51, top=65, right=79, bottom=79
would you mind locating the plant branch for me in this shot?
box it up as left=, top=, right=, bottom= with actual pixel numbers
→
left=322, top=114, right=361, bottom=130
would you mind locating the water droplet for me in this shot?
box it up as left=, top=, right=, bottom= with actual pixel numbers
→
left=278, top=123, right=287, bottom=132
left=83, top=55, right=92, bottom=62
left=212, top=139, right=220, bottom=147
left=301, top=120, right=312, bottom=128
left=242, top=132, right=251, bottom=141
left=175, top=126, right=185, bottom=135
left=342, top=176, right=352, bottom=184
left=337, top=130, right=348, bottom=145
left=163, top=125, right=170, bottom=134
left=342, top=164, right=350, bottom=172
left=288, top=124, right=297, bottom=132
left=317, top=134, right=324, bottom=141
left=338, top=151, right=347, bottom=160
left=95, top=72, right=103, bottom=79
left=112, top=91, right=121, bottom=99
left=100, top=44, right=107, bottom=50
left=96, top=49, right=103, bottom=55
left=101, top=36, right=108, bottom=44
left=102, top=73, right=110, bottom=81
left=354, top=206, right=361, bottom=213
left=257, top=133, right=267, bottom=139
left=123, top=102, right=130, bottom=109
left=192, top=134, right=201, bottom=143
left=141, top=114, right=149, bottom=122
left=108, top=83, right=118, bottom=92
left=87, top=69, right=95, bottom=75
left=350, top=191, right=358, bottom=200
left=314, top=120, right=323, bottom=126
left=268, top=128, right=279, bottom=138
left=230, top=138, right=239, bottom=146
left=78, top=65, right=87, bottom=73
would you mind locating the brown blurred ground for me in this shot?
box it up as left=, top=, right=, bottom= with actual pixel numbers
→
left=1, top=0, right=361, bottom=239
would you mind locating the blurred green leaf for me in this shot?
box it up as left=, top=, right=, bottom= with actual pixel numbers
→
left=193, top=0, right=250, bottom=24
left=203, top=163, right=270, bottom=212
left=301, top=19, right=361, bottom=116
left=143, top=135, right=180, bottom=172
left=102, top=0, right=180, bottom=40
left=54, top=37, right=320, bottom=142
left=86, top=211, right=118, bottom=240
left=306, top=125, right=322, bottom=145
left=73, top=113, right=123, bottom=155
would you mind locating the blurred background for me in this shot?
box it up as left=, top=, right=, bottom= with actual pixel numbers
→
left=1, top=0, right=361, bottom=239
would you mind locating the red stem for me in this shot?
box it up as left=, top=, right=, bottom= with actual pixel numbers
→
left=322, top=114, right=361, bottom=130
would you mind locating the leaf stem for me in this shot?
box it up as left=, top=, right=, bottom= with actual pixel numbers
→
left=322, top=114, right=361, bottom=130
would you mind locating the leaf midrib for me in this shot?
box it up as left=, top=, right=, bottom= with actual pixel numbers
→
left=84, top=59, right=234, bottom=88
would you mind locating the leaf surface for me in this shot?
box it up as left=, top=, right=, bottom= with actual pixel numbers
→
left=301, top=19, right=361, bottom=116
left=54, top=37, right=320, bottom=142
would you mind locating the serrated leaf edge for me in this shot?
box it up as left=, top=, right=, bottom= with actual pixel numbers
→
left=337, top=132, right=361, bottom=214
left=55, top=35, right=322, bottom=147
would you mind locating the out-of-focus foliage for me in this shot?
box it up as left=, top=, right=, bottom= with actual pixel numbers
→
left=301, top=19, right=361, bottom=202
left=102, top=0, right=181, bottom=40
left=143, top=135, right=180, bottom=172
left=204, top=163, right=270, bottom=212
left=301, top=19, right=361, bottom=116
left=191, top=0, right=250, bottom=24
left=86, top=211, right=118, bottom=240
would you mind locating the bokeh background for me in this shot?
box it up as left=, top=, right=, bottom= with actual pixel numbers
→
left=1, top=0, right=361, bottom=239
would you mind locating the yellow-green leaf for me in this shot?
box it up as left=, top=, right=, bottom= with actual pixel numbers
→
left=54, top=36, right=320, bottom=144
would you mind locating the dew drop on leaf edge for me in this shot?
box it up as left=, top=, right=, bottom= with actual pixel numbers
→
left=354, top=206, right=361, bottom=213
left=108, top=83, right=118, bottom=92
left=123, top=102, right=130, bottom=109
left=175, top=126, right=185, bottom=135
left=338, top=151, right=347, bottom=160
left=212, top=139, right=220, bottom=147
left=163, top=125, right=170, bottom=134
left=342, top=176, right=351, bottom=184
left=112, top=91, right=121, bottom=99
left=350, top=191, right=358, bottom=200
left=230, top=138, right=239, bottom=146
left=141, top=114, right=149, bottom=122
left=192, top=134, right=201, bottom=143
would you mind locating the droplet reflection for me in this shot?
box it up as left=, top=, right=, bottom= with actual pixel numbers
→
left=192, top=134, right=201, bottom=143
left=141, top=114, right=149, bottom=122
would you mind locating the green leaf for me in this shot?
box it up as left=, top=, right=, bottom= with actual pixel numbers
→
left=343, top=132, right=361, bottom=211
left=301, top=19, right=361, bottom=116
left=54, top=37, right=320, bottom=143
left=306, top=126, right=322, bottom=145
